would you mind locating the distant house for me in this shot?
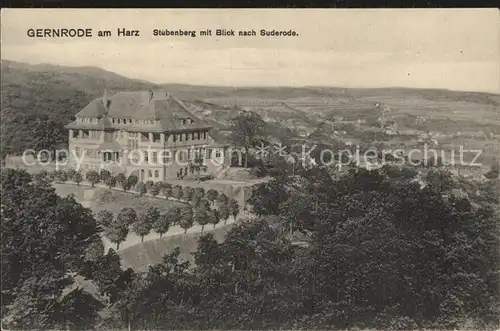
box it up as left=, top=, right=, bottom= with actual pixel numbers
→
left=65, top=90, right=230, bottom=181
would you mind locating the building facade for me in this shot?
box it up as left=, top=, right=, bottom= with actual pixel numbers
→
left=65, top=90, right=230, bottom=182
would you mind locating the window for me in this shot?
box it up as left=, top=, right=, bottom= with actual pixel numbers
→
left=145, top=152, right=149, bottom=162
left=181, top=118, right=186, bottom=125
left=104, top=132, right=114, bottom=141
left=197, top=131, right=200, bottom=140
left=152, top=152, right=158, bottom=163
left=203, top=131, right=207, bottom=139
left=163, top=151, right=172, bottom=163
left=152, top=133, right=161, bottom=143
left=90, top=130, right=100, bottom=140
left=179, top=133, right=183, bottom=142
left=186, top=132, right=190, bottom=141
left=216, top=150, right=221, bottom=158
left=173, top=134, right=177, bottom=142
left=155, top=170, right=159, bottom=178
left=178, top=151, right=183, bottom=161
left=192, top=132, right=196, bottom=140
left=148, top=170, right=152, bottom=178
left=112, top=118, right=115, bottom=123
left=117, top=119, right=121, bottom=124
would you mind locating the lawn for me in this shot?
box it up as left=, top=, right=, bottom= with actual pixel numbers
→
left=53, top=183, right=186, bottom=215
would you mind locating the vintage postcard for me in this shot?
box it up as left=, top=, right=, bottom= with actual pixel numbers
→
left=1, top=8, right=499, bottom=330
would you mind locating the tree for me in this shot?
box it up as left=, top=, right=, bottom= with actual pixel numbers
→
left=30, top=119, right=67, bottom=160
left=194, top=204, right=209, bottom=233
left=154, top=213, right=171, bottom=238
left=228, top=198, right=240, bottom=222
left=105, top=175, right=116, bottom=189
left=151, top=182, right=162, bottom=197
left=190, top=156, right=205, bottom=181
left=127, top=174, right=139, bottom=190
left=248, top=180, right=289, bottom=216
left=132, top=213, right=152, bottom=243
left=1, top=169, right=101, bottom=329
left=208, top=209, right=220, bottom=229
left=172, top=185, right=183, bottom=200
left=86, top=170, right=100, bottom=187
left=104, top=217, right=129, bottom=250
left=96, top=209, right=114, bottom=230
left=166, top=206, right=181, bottom=227
left=73, top=172, right=83, bottom=186
left=66, top=168, right=77, bottom=181
left=194, top=187, right=205, bottom=200
left=217, top=193, right=228, bottom=207
left=230, top=110, right=266, bottom=168
left=193, top=233, right=222, bottom=267
left=179, top=207, right=194, bottom=234
left=485, top=160, right=500, bottom=180
left=116, top=173, right=127, bottom=191
left=162, top=182, right=172, bottom=199
left=183, top=186, right=194, bottom=202
left=55, top=287, right=105, bottom=329
left=55, top=169, right=68, bottom=183
left=191, top=194, right=201, bottom=208
left=116, top=207, right=138, bottom=227
left=33, top=169, right=53, bottom=185
left=146, top=207, right=160, bottom=226
left=84, top=238, right=105, bottom=262
left=136, top=182, right=147, bottom=196
left=219, top=201, right=230, bottom=225
left=206, top=189, right=219, bottom=207
left=145, top=180, right=154, bottom=192
left=89, top=249, right=133, bottom=304
left=100, top=169, right=111, bottom=182
left=426, top=168, right=458, bottom=192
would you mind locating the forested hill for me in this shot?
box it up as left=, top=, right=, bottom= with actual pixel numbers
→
left=0, top=60, right=161, bottom=158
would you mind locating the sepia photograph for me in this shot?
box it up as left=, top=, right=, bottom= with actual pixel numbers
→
left=1, top=8, right=499, bottom=330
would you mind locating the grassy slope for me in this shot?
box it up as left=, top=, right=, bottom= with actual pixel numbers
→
left=53, top=182, right=235, bottom=270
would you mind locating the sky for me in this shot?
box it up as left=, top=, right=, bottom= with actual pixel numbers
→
left=1, top=9, right=499, bottom=93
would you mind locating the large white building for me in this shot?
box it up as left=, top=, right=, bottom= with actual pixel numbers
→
left=65, top=90, right=229, bottom=181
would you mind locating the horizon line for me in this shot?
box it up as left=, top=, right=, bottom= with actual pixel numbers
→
left=2, top=58, right=499, bottom=95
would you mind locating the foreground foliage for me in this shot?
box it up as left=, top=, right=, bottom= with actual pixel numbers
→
left=104, top=165, right=500, bottom=330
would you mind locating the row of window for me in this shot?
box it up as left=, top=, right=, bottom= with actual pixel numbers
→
left=77, top=117, right=99, bottom=124
left=71, top=130, right=101, bottom=140
left=112, top=118, right=160, bottom=126
left=72, top=130, right=209, bottom=143
left=180, top=118, right=194, bottom=125
left=172, top=131, right=207, bottom=142
left=142, top=169, right=160, bottom=179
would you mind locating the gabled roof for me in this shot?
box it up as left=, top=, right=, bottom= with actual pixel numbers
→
left=66, top=91, right=212, bottom=132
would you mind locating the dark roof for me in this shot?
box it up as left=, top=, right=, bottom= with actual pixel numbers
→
left=65, top=91, right=212, bottom=132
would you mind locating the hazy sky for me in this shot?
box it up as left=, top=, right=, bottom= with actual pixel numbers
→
left=1, top=9, right=499, bottom=92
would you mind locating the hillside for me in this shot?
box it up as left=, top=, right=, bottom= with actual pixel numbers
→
left=1, top=60, right=499, bottom=165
